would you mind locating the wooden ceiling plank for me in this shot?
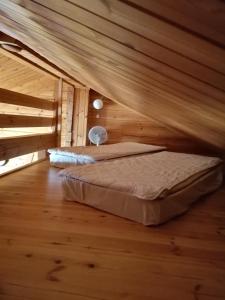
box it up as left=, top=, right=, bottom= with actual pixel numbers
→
left=14, top=0, right=225, bottom=100
left=0, top=47, right=58, bottom=80
left=16, top=49, right=85, bottom=88
left=2, top=1, right=225, bottom=102
left=0, top=18, right=90, bottom=88
left=0, top=45, right=84, bottom=88
left=5, top=0, right=225, bottom=91
left=14, top=2, right=225, bottom=105
left=59, top=39, right=225, bottom=120
left=124, top=0, right=225, bottom=47
left=37, top=22, right=225, bottom=114
left=70, top=0, right=225, bottom=74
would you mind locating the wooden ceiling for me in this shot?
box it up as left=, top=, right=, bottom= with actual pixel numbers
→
left=0, top=0, right=225, bottom=151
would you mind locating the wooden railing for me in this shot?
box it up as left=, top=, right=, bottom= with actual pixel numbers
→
left=0, top=87, right=57, bottom=161
left=0, top=88, right=55, bottom=110
left=0, top=114, right=56, bottom=128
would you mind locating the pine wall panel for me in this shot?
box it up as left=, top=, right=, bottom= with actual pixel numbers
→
left=88, top=91, right=214, bottom=154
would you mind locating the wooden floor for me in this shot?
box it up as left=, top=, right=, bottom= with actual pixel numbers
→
left=0, top=161, right=225, bottom=300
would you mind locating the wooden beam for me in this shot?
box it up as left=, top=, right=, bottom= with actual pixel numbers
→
left=54, top=78, right=63, bottom=147
left=72, top=87, right=89, bottom=146
left=61, top=84, right=74, bottom=146
left=0, top=133, right=56, bottom=160
left=0, top=114, right=56, bottom=128
left=67, top=85, right=75, bottom=146
left=0, top=88, right=55, bottom=110
left=0, top=31, right=18, bottom=45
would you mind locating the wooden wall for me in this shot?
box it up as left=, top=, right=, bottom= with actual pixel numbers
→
left=0, top=51, right=56, bottom=131
left=72, top=87, right=89, bottom=146
left=0, top=52, right=56, bottom=100
left=0, top=51, right=58, bottom=174
left=0, top=51, right=74, bottom=145
left=88, top=91, right=214, bottom=154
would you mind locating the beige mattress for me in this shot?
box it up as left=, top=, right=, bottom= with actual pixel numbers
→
left=60, top=152, right=223, bottom=225
left=48, top=142, right=165, bottom=168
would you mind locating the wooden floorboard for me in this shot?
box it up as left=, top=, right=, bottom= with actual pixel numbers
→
left=0, top=161, right=224, bottom=300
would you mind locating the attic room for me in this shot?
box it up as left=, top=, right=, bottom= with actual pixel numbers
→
left=0, top=0, right=225, bottom=299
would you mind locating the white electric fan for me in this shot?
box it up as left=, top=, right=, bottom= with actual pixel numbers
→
left=88, top=126, right=108, bottom=146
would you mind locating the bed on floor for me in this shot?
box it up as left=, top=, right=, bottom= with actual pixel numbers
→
left=48, top=142, right=165, bottom=168
left=58, top=144, right=223, bottom=225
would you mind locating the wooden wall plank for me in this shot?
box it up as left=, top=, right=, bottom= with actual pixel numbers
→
left=54, top=78, right=63, bottom=147
left=61, top=84, right=74, bottom=146
left=72, top=87, right=89, bottom=146
left=88, top=91, right=217, bottom=155
left=0, top=88, right=55, bottom=110
left=0, top=114, right=56, bottom=128
left=0, top=133, right=56, bottom=161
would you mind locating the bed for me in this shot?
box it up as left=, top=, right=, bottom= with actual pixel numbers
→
left=59, top=149, right=223, bottom=225
left=48, top=142, right=165, bottom=168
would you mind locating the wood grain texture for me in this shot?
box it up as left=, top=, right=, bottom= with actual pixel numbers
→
left=0, top=51, right=70, bottom=137
left=72, top=87, right=89, bottom=146
left=0, top=52, right=57, bottom=100
left=0, top=133, right=56, bottom=160
left=0, top=31, right=84, bottom=87
left=125, top=0, right=225, bottom=47
left=0, top=114, right=56, bottom=128
left=0, top=88, right=55, bottom=110
left=88, top=91, right=216, bottom=154
left=61, top=82, right=74, bottom=147
left=0, top=51, right=58, bottom=173
left=0, top=161, right=224, bottom=300
left=54, top=78, right=63, bottom=147
left=0, top=0, right=225, bottom=150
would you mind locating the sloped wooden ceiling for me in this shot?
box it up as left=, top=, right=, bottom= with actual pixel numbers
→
left=0, top=0, right=225, bottom=151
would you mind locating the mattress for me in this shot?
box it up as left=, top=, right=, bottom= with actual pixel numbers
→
left=48, top=142, right=165, bottom=168
left=60, top=152, right=223, bottom=225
